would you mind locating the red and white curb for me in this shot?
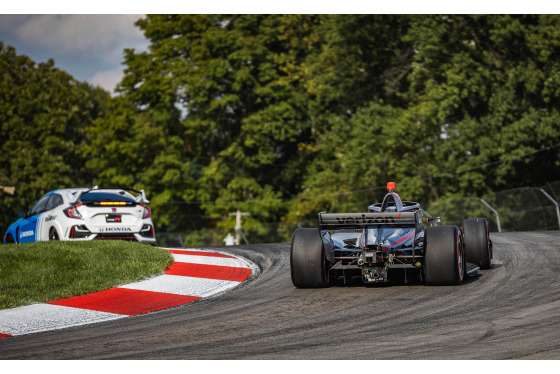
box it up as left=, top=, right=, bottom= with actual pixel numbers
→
left=0, top=248, right=258, bottom=339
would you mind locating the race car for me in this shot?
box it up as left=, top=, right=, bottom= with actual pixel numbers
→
left=3, top=187, right=156, bottom=245
left=290, top=182, right=492, bottom=287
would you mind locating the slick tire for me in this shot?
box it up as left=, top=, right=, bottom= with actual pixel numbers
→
left=290, top=228, right=329, bottom=288
left=463, top=218, right=491, bottom=269
left=424, top=225, right=464, bottom=286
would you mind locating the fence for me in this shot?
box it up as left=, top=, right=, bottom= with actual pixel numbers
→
left=424, top=181, right=560, bottom=233
left=155, top=180, right=560, bottom=247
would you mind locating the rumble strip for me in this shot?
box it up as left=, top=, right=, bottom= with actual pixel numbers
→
left=0, top=248, right=258, bottom=338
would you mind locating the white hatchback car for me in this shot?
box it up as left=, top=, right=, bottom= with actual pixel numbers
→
left=3, top=187, right=156, bottom=245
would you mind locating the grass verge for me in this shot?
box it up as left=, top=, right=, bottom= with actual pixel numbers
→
left=0, top=241, right=174, bottom=310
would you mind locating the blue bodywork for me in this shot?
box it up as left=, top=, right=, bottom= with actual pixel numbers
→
left=3, top=191, right=55, bottom=244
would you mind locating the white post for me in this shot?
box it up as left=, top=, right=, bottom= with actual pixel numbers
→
left=235, top=208, right=242, bottom=245
left=480, top=198, right=501, bottom=233
left=229, top=209, right=250, bottom=245
left=540, top=189, right=560, bottom=230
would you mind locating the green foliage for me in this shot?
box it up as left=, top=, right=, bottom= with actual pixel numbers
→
left=2, top=15, right=560, bottom=245
left=402, top=15, right=560, bottom=197
left=96, top=15, right=323, bottom=240
left=287, top=15, right=560, bottom=226
left=0, top=43, right=109, bottom=232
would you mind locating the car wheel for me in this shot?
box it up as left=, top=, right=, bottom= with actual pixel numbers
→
left=5, top=234, right=15, bottom=244
left=463, top=218, right=491, bottom=269
left=290, top=228, right=330, bottom=288
left=424, top=225, right=464, bottom=286
left=49, top=228, right=60, bottom=241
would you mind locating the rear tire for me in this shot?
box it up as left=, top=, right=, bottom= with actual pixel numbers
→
left=463, top=218, right=491, bottom=269
left=5, top=234, right=15, bottom=244
left=424, top=225, right=464, bottom=286
left=49, top=228, right=60, bottom=241
left=290, top=228, right=329, bottom=288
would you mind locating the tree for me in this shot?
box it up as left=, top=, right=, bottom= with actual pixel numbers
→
left=5, top=15, right=560, bottom=244
left=404, top=15, right=560, bottom=198
left=286, top=15, right=560, bottom=228
left=0, top=43, right=109, bottom=232
left=101, top=15, right=323, bottom=243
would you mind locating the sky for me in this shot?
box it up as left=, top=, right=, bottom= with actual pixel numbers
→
left=0, top=14, right=148, bottom=94
left=1, top=2, right=557, bottom=95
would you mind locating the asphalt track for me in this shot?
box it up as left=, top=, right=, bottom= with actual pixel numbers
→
left=0, top=231, right=559, bottom=359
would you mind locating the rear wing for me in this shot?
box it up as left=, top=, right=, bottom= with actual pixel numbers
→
left=67, top=186, right=150, bottom=204
left=68, top=186, right=98, bottom=204
left=318, top=211, right=423, bottom=231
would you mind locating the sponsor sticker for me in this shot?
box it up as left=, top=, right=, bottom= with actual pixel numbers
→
left=97, top=227, right=133, bottom=233
left=20, top=230, right=34, bottom=238
left=334, top=213, right=403, bottom=224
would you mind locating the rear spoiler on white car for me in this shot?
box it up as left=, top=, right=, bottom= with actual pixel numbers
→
left=66, top=186, right=150, bottom=205
left=68, top=186, right=98, bottom=204
left=135, top=189, right=150, bottom=204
